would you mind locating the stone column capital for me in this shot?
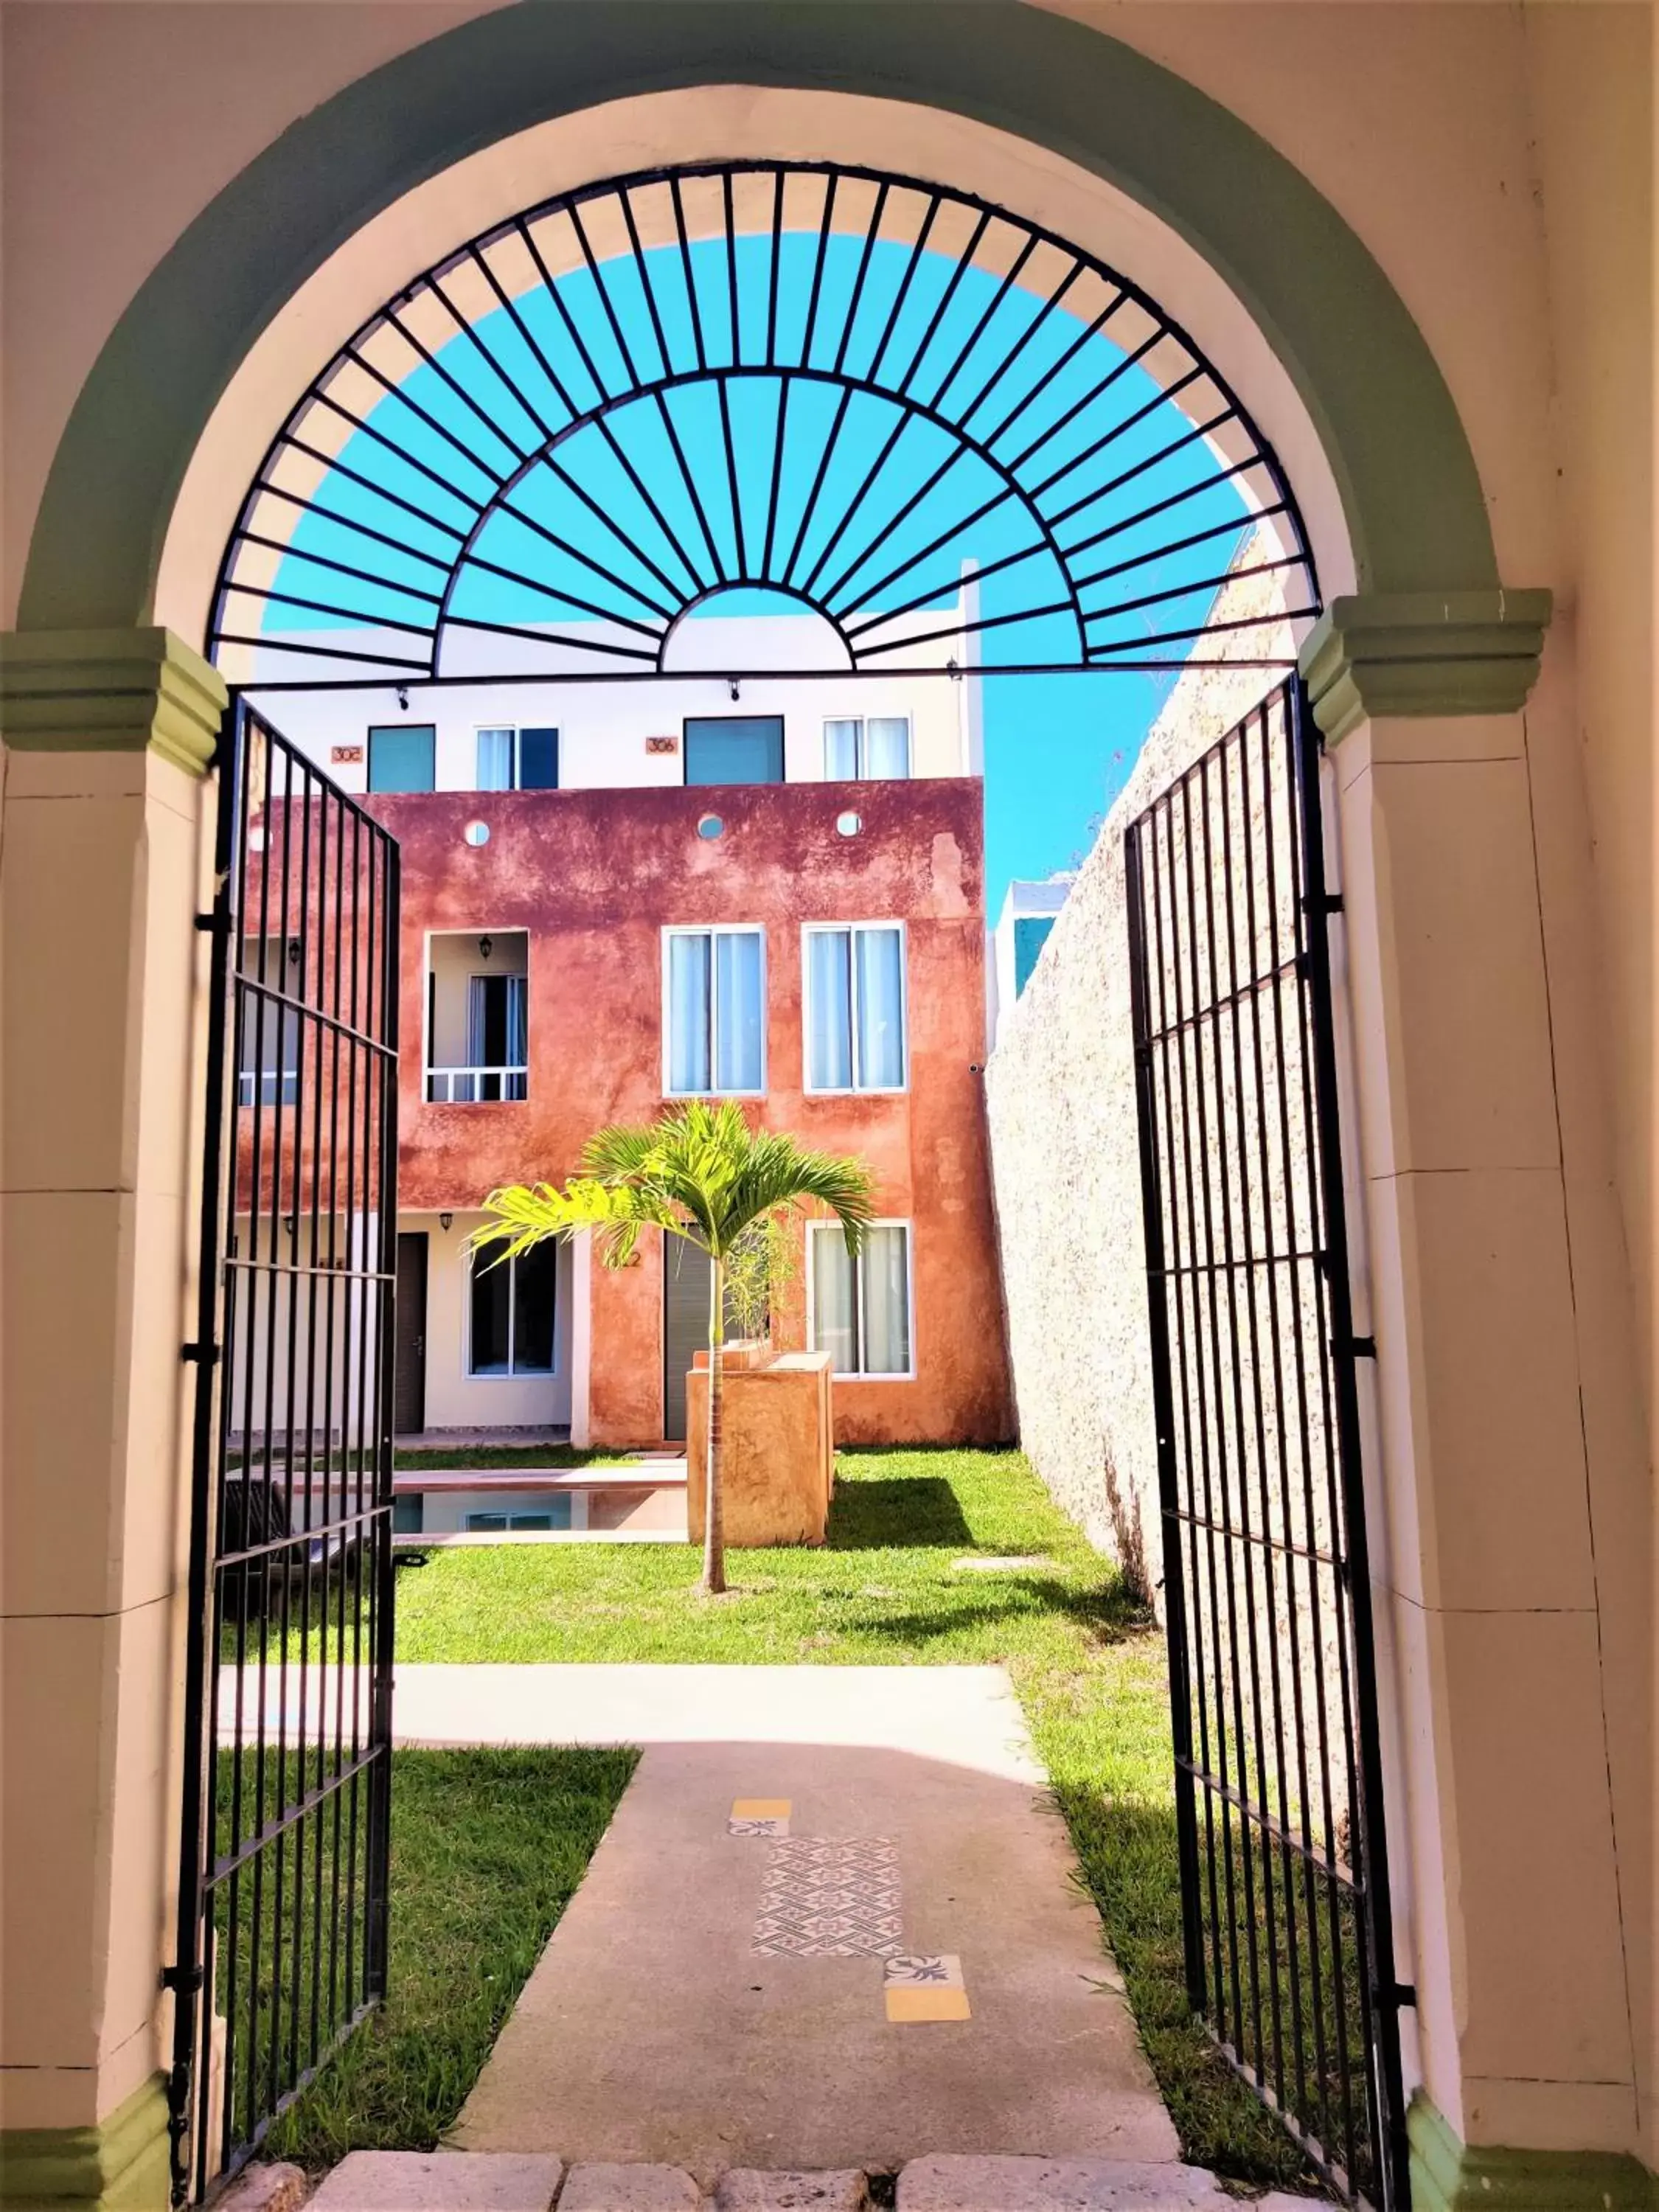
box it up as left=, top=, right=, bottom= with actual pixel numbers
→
left=0, top=627, right=226, bottom=777
left=1299, top=589, right=1554, bottom=743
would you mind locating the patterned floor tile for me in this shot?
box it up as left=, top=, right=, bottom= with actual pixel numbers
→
left=883, top=1953, right=964, bottom=1989
left=884, top=1952, right=971, bottom=2020
left=729, top=1798, right=791, bottom=1838
left=751, top=1837, right=902, bottom=1957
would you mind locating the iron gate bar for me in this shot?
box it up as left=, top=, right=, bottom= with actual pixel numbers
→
left=209, top=160, right=1318, bottom=687
left=168, top=697, right=400, bottom=2202
left=1125, top=677, right=1409, bottom=2208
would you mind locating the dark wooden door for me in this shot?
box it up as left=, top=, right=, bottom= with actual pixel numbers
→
left=394, top=1233, right=428, bottom=1436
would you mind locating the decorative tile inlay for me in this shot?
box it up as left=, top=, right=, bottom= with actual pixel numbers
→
left=883, top=1953, right=964, bottom=1988
left=729, top=1798, right=791, bottom=1838
left=884, top=1952, right=971, bottom=2021
left=751, top=1837, right=902, bottom=1958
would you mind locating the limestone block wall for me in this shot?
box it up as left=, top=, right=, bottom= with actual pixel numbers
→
left=985, top=552, right=1295, bottom=1601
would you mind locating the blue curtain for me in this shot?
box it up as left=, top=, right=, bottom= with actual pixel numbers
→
left=807, top=931, right=854, bottom=1089
left=855, top=928, right=905, bottom=1088
left=714, top=931, right=764, bottom=1091
left=668, top=933, right=712, bottom=1093
left=824, top=719, right=860, bottom=779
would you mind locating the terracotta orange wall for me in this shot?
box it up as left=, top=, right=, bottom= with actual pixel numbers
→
left=366, top=776, right=1012, bottom=1447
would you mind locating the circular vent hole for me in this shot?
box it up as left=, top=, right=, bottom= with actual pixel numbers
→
left=697, top=813, right=725, bottom=841
left=463, top=820, right=491, bottom=847
left=835, top=810, right=863, bottom=838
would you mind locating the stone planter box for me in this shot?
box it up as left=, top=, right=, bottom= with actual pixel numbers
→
left=686, top=1348, right=835, bottom=1547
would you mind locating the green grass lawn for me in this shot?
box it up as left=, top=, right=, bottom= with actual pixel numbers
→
left=265, top=1747, right=636, bottom=2169
left=383, top=1447, right=1313, bottom=2189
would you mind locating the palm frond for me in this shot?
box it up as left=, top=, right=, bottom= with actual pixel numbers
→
left=470, top=1102, right=874, bottom=1277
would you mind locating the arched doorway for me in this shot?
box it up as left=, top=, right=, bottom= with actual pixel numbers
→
left=5, top=15, right=1568, bottom=2212
left=171, top=137, right=1411, bottom=2203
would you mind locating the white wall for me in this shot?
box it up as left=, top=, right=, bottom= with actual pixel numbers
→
left=249, top=635, right=972, bottom=793
left=408, top=1208, right=574, bottom=1430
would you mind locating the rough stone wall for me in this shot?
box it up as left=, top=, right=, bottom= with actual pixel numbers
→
left=986, top=548, right=1295, bottom=1603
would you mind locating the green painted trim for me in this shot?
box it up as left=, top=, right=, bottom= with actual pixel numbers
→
left=1408, top=2094, right=1654, bottom=2211
left=20, top=0, right=1498, bottom=639
left=0, top=2076, right=170, bottom=2212
left=1299, top=589, right=1554, bottom=742
left=0, top=627, right=226, bottom=776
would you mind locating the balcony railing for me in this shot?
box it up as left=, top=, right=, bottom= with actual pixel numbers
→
left=239, top=1070, right=299, bottom=1107
left=425, top=1064, right=529, bottom=1104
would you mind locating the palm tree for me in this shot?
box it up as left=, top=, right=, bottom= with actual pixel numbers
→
left=470, top=1100, right=873, bottom=1593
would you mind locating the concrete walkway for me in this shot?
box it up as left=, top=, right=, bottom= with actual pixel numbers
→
left=372, top=1664, right=1180, bottom=2179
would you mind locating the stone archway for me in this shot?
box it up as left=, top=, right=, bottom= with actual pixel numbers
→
left=18, top=0, right=1506, bottom=644
left=7, top=13, right=1611, bottom=2212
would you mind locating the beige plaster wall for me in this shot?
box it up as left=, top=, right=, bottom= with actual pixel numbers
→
left=985, top=550, right=1295, bottom=1582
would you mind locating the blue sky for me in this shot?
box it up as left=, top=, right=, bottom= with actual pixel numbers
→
left=256, top=220, right=1247, bottom=908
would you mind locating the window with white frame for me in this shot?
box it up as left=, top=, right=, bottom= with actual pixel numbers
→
left=238, top=936, right=302, bottom=1106
left=476, top=726, right=559, bottom=791
left=824, top=715, right=911, bottom=780
left=465, top=1500, right=574, bottom=1531
left=468, top=1243, right=557, bottom=1377
left=804, top=925, right=906, bottom=1092
left=664, top=927, right=765, bottom=1095
left=810, top=1222, right=914, bottom=1377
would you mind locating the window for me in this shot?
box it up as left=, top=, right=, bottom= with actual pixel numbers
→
left=664, top=927, right=765, bottom=1094
left=804, top=925, right=906, bottom=1092
left=684, top=715, right=784, bottom=785
left=824, top=716, right=910, bottom=780
left=465, top=972, right=527, bottom=1102
left=367, top=724, right=436, bottom=792
left=469, top=1242, right=557, bottom=1376
left=476, top=726, right=559, bottom=791
left=238, top=937, right=302, bottom=1106
left=464, top=1501, right=572, bottom=1533
left=810, top=1222, right=914, bottom=1377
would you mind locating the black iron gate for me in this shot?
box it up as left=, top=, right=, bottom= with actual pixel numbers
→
left=1124, top=677, right=1409, bottom=2208
left=167, top=698, right=401, bottom=2200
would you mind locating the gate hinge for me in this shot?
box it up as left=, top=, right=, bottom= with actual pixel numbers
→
left=1301, top=892, right=1345, bottom=916
left=1391, top=1981, right=1417, bottom=2009
left=1334, top=1334, right=1377, bottom=1360
left=181, top=1340, right=220, bottom=1366
left=193, top=910, right=232, bottom=935
left=161, top=1961, right=205, bottom=1996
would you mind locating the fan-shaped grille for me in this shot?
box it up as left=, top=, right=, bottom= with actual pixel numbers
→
left=210, top=164, right=1318, bottom=684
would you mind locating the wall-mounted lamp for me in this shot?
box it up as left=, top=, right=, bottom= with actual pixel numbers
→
left=396, top=686, right=410, bottom=712
left=728, top=677, right=741, bottom=702
left=439, top=1211, right=453, bottom=1233
left=479, top=935, right=493, bottom=960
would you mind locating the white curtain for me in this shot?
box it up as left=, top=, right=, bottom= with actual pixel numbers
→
left=824, top=719, right=860, bottom=779
left=855, top=927, right=905, bottom=1087
left=861, top=1226, right=911, bottom=1374
left=505, top=973, right=528, bottom=1099
left=807, top=931, right=853, bottom=1089
left=866, top=716, right=911, bottom=778
left=714, top=931, right=764, bottom=1091
left=668, top=933, right=712, bottom=1093
left=476, top=727, right=514, bottom=790
left=812, top=1230, right=858, bottom=1374
left=464, top=974, right=488, bottom=1102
